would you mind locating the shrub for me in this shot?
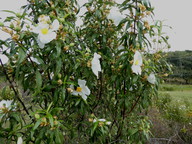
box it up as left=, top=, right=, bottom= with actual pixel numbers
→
left=0, top=0, right=169, bottom=143
left=154, top=93, right=192, bottom=143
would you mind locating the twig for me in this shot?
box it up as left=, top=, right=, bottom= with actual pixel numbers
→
left=0, top=59, right=32, bottom=119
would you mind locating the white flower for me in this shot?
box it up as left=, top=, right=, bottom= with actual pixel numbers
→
left=93, top=118, right=111, bottom=125
left=93, top=119, right=97, bottom=123
left=30, top=57, right=40, bottom=64
left=0, top=100, right=13, bottom=110
left=91, top=53, right=101, bottom=79
left=70, top=79, right=90, bottom=101
left=33, top=16, right=59, bottom=48
left=0, top=100, right=14, bottom=117
left=147, top=73, right=156, bottom=84
left=17, top=137, right=23, bottom=144
left=38, top=15, right=50, bottom=24
left=106, top=121, right=112, bottom=125
left=93, top=118, right=106, bottom=123
left=0, top=54, right=8, bottom=64
left=98, top=119, right=106, bottom=122
left=131, top=51, right=143, bottom=75
left=108, top=7, right=124, bottom=26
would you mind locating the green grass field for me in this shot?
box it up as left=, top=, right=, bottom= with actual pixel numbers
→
left=159, top=84, right=192, bottom=104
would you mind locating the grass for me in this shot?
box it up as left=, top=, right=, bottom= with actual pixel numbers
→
left=148, top=83, right=192, bottom=143
left=159, top=83, right=192, bottom=91
left=159, top=84, right=192, bottom=104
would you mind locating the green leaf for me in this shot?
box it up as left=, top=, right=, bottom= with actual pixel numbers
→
left=17, top=48, right=26, bottom=64
left=132, top=75, right=139, bottom=83
left=91, top=122, right=98, bottom=136
left=1, top=86, right=7, bottom=98
left=36, top=70, right=42, bottom=91
left=55, top=129, right=63, bottom=144
left=56, top=42, right=61, bottom=58
left=11, top=113, right=21, bottom=122
left=128, top=128, right=138, bottom=136
left=46, top=102, right=53, bottom=113
left=1, top=10, right=16, bottom=15
left=55, top=58, right=62, bottom=75
left=33, top=119, right=41, bottom=130
left=47, top=113, right=54, bottom=127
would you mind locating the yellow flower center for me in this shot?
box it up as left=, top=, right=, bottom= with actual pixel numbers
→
left=135, top=60, right=139, bottom=65
left=41, top=28, right=49, bottom=35
left=76, top=87, right=82, bottom=92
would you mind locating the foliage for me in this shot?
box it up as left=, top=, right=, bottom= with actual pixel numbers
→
left=0, top=0, right=169, bottom=143
left=154, top=92, right=192, bottom=143
left=166, top=50, right=192, bottom=84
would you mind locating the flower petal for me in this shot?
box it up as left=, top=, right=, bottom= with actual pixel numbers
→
left=33, top=23, right=49, bottom=34
left=38, top=15, right=50, bottom=23
left=72, top=91, right=79, bottom=96
left=108, top=7, right=124, bottom=26
left=17, top=137, right=23, bottom=144
left=78, top=79, right=86, bottom=86
left=0, top=54, right=8, bottom=64
left=91, top=53, right=102, bottom=78
left=106, top=121, right=111, bottom=125
left=52, top=19, right=59, bottom=31
left=37, top=39, right=45, bottom=48
left=98, top=119, right=106, bottom=122
left=134, top=51, right=143, bottom=66
left=147, top=73, right=156, bottom=84
left=131, top=65, right=141, bottom=75
left=38, top=32, right=56, bottom=44
left=0, top=100, right=13, bottom=108
left=81, top=93, right=87, bottom=101
left=81, top=85, right=90, bottom=96
left=30, top=57, right=40, bottom=64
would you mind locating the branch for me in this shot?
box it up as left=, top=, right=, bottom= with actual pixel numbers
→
left=133, top=0, right=138, bottom=34
left=126, top=94, right=141, bottom=116
left=0, top=59, right=32, bottom=119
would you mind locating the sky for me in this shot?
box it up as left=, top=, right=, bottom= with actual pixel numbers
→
left=0, top=0, right=192, bottom=53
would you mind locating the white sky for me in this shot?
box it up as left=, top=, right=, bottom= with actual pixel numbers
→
left=0, top=0, right=192, bottom=52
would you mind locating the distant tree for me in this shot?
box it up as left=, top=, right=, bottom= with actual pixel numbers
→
left=166, top=50, right=192, bottom=84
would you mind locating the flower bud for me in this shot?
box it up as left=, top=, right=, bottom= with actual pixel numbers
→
left=67, top=88, right=73, bottom=93
left=57, top=79, right=63, bottom=85
left=54, top=120, right=58, bottom=126
left=35, top=113, right=40, bottom=119
left=9, top=23, right=14, bottom=29
left=69, top=43, right=75, bottom=47
left=16, top=13, right=22, bottom=18
left=90, top=113, right=95, bottom=118
left=0, top=22, right=4, bottom=27
left=144, top=21, right=150, bottom=30
left=146, top=11, right=151, bottom=16
left=63, top=46, right=69, bottom=51
left=88, top=118, right=93, bottom=122
left=59, top=24, right=63, bottom=30
left=12, top=34, right=19, bottom=41
left=87, top=61, right=91, bottom=67
left=15, top=26, right=21, bottom=32
left=139, top=4, right=146, bottom=11
left=85, top=53, right=90, bottom=57
left=119, top=65, right=123, bottom=69
left=41, top=117, right=47, bottom=123
left=57, top=73, right=62, bottom=79
left=166, top=36, right=169, bottom=40
left=99, top=122, right=104, bottom=127
left=163, top=73, right=169, bottom=77
left=26, top=24, right=30, bottom=29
